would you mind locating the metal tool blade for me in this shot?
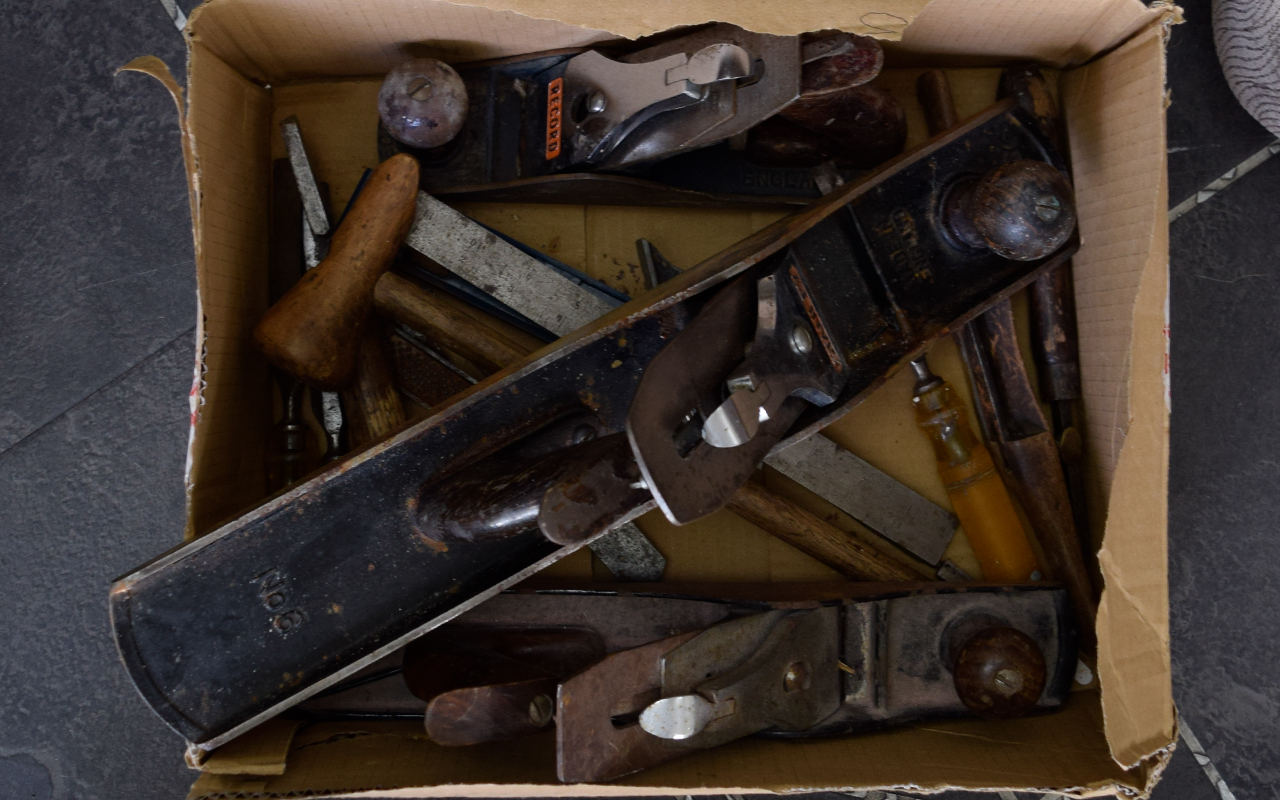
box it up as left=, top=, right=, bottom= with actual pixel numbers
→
left=765, top=434, right=958, bottom=566
left=280, top=115, right=330, bottom=239
left=405, top=194, right=613, bottom=336
left=587, top=522, right=666, bottom=582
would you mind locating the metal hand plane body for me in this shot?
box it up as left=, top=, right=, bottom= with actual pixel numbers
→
left=556, top=583, right=1075, bottom=782
left=383, top=26, right=885, bottom=205
left=111, top=99, right=1077, bottom=749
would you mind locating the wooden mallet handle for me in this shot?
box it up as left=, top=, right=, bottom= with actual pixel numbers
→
left=254, top=154, right=420, bottom=390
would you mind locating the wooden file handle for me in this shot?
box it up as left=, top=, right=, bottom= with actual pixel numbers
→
left=254, top=154, right=420, bottom=391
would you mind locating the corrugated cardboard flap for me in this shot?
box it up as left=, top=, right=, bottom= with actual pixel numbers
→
left=1061, top=24, right=1174, bottom=768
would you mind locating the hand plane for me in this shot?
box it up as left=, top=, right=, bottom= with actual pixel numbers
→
left=377, top=26, right=902, bottom=206
left=111, top=97, right=1078, bottom=750
left=287, top=584, right=1076, bottom=783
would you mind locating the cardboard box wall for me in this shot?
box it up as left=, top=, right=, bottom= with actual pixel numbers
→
left=139, top=0, right=1176, bottom=794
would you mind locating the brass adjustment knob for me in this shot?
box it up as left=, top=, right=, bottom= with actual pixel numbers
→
left=379, top=58, right=469, bottom=150
left=943, top=159, right=1076, bottom=261
left=952, top=626, right=1047, bottom=719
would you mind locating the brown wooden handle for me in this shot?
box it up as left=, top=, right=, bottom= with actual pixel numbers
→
left=997, top=433, right=1097, bottom=653
left=374, top=271, right=543, bottom=374
left=254, top=154, right=420, bottom=390
left=916, top=69, right=959, bottom=136
left=341, top=323, right=406, bottom=447
left=963, top=302, right=1098, bottom=653
left=1028, top=263, right=1082, bottom=403
left=997, top=65, right=1061, bottom=149
left=996, top=67, right=1083, bottom=404
left=727, top=480, right=918, bottom=582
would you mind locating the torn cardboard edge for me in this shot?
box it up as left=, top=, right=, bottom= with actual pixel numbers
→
left=113, top=54, right=210, bottom=535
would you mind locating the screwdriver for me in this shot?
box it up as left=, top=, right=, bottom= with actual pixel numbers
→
left=910, top=356, right=1040, bottom=582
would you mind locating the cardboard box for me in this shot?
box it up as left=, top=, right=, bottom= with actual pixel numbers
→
left=129, top=0, right=1177, bottom=794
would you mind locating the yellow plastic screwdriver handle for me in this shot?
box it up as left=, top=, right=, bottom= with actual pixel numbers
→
left=912, top=360, right=1040, bottom=581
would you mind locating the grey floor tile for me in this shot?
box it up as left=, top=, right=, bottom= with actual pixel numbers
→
left=0, top=331, right=196, bottom=799
left=1164, top=0, right=1276, bottom=208
left=0, top=0, right=195, bottom=456
left=1168, top=156, right=1280, bottom=799
left=1150, top=737, right=1230, bottom=800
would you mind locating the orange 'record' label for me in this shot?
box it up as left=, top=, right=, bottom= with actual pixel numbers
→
left=545, top=78, right=563, bottom=160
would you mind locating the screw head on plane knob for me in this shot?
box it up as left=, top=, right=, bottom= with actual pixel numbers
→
left=943, top=159, right=1076, bottom=261
left=952, top=626, right=1048, bottom=719
left=379, top=58, right=469, bottom=150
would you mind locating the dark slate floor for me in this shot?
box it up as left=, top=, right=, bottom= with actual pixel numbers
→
left=0, top=0, right=1274, bottom=797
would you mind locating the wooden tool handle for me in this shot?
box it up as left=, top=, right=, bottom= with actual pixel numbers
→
left=374, top=272, right=543, bottom=374
left=254, top=154, right=420, bottom=390
left=341, top=323, right=406, bottom=447
left=968, top=302, right=1098, bottom=652
left=727, top=480, right=918, bottom=582
left=1028, top=263, right=1082, bottom=403
left=916, top=69, right=959, bottom=136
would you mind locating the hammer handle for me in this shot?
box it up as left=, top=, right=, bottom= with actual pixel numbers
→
left=341, top=323, right=406, bottom=447
left=255, top=154, right=420, bottom=390
left=374, top=272, right=544, bottom=375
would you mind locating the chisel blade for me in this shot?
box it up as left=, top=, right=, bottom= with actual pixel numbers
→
left=765, top=434, right=957, bottom=566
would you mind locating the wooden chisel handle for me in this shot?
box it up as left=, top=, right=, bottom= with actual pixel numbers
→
left=728, top=481, right=919, bottom=582
left=969, top=304, right=1097, bottom=653
left=255, top=154, right=420, bottom=390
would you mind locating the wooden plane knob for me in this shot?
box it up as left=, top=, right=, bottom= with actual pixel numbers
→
left=379, top=58, right=469, bottom=150
left=952, top=626, right=1047, bottom=719
left=254, top=154, right=420, bottom=390
left=944, top=159, right=1076, bottom=261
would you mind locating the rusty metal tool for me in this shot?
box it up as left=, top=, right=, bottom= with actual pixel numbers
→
left=999, top=65, right=1094, bottom=569
left=290, top=582, right=1072, bottom=755
left=380, top=29, right=895, bottom=206
left=111, top=99, right=1079, bottom=749
left=633, top=243, right=954, bottom=578
left=556, top=582, right=1074, bottom=782
left=917, top=69, right=1097, bottom=651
